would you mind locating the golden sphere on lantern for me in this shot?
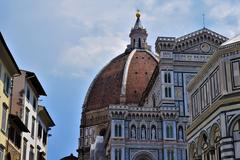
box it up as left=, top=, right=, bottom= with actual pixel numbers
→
left=136, top=10, right=141, bottom=18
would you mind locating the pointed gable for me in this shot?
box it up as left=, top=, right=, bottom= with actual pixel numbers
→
left=156, top=28, right=228, bottom=55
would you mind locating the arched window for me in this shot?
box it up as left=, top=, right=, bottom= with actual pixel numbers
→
left=118, top=124, right=122, bottom=137
left=138, top=38, right=141, bottom=48
left=131, top=125, right=136, bottom=139
left=115, top=125, right=118, bottom=137
left=166, top=125, right=170, bottom=138
left=115, top=148, right=121, bottom=160
left=141, top=125, right=146, bottom=140
left=233, top=119, right=240, bottom=159
left=164, top=73, right=168, bottom=83
left=178, top=126, right=183, bottom=140
left=151, top=125, right=156, bottom=140
left=164, top=72, right=171, bottom=83
left=115, top=149, right=118, bottom=160
left=114, top=124, right=122, bottom=137
left=166, top=124, right=173, bottom=138
left=233, top=119, right=240, bottom=132
left=165, top=87, right=172, bottom=98
left=168, top=73, right=171, bottom=83
left=169, top=125, right=173, bottom=138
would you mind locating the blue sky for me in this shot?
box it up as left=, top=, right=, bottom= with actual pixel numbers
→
left=1, top=0, right=240, bottom=159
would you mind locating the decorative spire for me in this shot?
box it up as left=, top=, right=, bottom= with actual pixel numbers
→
left=126, top=10, right=151, bottom=51
left=134, top=10, right=143, bottom=29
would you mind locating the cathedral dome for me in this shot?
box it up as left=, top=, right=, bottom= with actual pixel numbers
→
left=83, top=50, right=158, bottom=112
left=82, top=11, right=158, bottom=112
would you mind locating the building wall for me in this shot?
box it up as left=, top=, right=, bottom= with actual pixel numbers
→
left=187, top=40, right=240, bottom=159
left=36, top=115, right=49, bottom=158
left=21, top=80, right=38, bottom=160
left=0, top=59, right=11, bottom=158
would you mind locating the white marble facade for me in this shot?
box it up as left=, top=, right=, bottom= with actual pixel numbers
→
left=187, top=35, right=240, bottom=160
left=108, top=28, right=228, bottom=160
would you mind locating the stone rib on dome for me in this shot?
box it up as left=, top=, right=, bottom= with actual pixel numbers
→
left=83, top=49, right=158, bottom=112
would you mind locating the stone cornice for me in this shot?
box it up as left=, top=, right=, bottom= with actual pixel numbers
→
left=186, top=95, right=240, bottom=139
left=187, top=44, right=240, bottom=92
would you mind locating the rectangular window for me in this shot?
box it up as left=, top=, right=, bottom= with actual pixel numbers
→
left=29, top=145, right=34, bottom=160
left=3, top=73, right=11, bottom=95
left=31, top=116, right=35, bottom=138
left=200, top=80, right=210, bottom=110
left=43, top=130, right=47, bottom=145
left=232, top=60, right=240, bottom=89
left=22, top=139, right=27, bottom=160
left=25, top=107, right=30, bottom=128
left=33, top=97, right=37, bottom=110
left=210, top=68, right=220, bottom=101
left=38, top=123, right=42, bottom=139
left=37, top=146, right=41, bottom=160
left=26, top=87, right=30, bottom=101
left=1, top=104, right=8, bottom=132
left=192, top=90, right=200, bottom=119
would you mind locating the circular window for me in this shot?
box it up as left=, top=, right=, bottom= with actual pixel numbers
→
left=200, top=43, right=211, bottom=53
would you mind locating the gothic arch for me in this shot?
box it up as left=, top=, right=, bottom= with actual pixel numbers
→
left=228, top=114, right=240, bottom=136
left=178, top=125, right=184, bottom=140
left=132, top=151, right=156, bottom=160
left=197, top=131, right=208, bottom=155
left=140, top=120, right=147, bottom=127
left=209, top=123, right=221, bottom=145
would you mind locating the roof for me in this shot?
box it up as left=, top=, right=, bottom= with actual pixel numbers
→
left=60, top=154, right=77, bottom=160
left=8, top=114, right=29, bottom=132
left=0, top=32, right=20, bottom=76
left=175, top=27, right=227, bottom=42
left=139, top=64, right=159, bottom=105
left=133, top=17, right=143, bottom=29
left=38, top=105, right=55, bottom=128
left=22, top=70, right=47, bottom=96
left=221, top=34, right=240, bottom=47
left=83, top=49, right=158, bottom=112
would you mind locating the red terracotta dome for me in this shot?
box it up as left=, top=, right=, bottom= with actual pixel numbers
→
left=83, top=49, right=158, bottom=112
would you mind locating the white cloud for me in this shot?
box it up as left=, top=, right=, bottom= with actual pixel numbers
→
left=51, top=0, right=195, bottom=79
left=203, top=0, right=240, bottom=36
left=56, top=35, right=127, bottom=78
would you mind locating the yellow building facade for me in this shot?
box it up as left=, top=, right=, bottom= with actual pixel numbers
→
left=0, top=32, right=20, bottom=159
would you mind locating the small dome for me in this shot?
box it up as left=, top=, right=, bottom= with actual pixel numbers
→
left=83, top=50, right=158, bottom=112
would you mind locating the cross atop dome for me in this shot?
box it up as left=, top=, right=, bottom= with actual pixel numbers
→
left=126, top=10, right=151, bottom=51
